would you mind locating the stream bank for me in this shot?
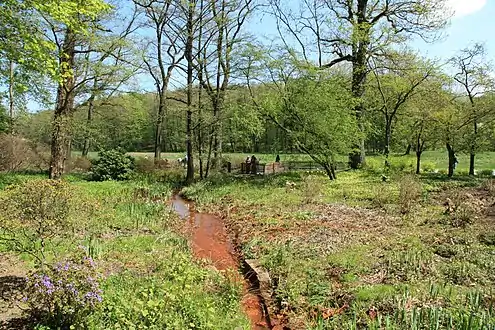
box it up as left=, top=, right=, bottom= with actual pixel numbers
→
left=170, top=194, right=274, bottom=330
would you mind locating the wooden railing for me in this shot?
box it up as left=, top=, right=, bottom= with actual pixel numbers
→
left=239, top=161, right=347, bottom=175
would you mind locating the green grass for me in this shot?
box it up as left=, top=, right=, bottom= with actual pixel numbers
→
left=72, top=150, right=495, bottom=172
left=182, top=170, right=495, bottom=329
left=0, top=174, right=249, bottom=329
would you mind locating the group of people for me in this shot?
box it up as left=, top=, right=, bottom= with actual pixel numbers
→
left=244, top=154, right=281, bottom=174
left=245, top=155, right=258, bottom=174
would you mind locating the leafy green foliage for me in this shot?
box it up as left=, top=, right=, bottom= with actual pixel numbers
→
left=0, top=179, right=75, bottom=264
left=0, top=107, right=8, bottom=133
left=91, top=149, right=135, bottom=181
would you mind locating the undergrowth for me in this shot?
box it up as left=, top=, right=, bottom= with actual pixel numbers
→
left=182, top=170, right=495, bottom=329
left=0, top=174, right=249, bottom=329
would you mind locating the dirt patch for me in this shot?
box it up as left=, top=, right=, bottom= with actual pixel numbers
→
left=0, top=253, right=28, bottom=329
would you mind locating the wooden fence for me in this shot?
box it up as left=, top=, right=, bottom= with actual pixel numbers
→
left=239, top=161, right=347, bottom=175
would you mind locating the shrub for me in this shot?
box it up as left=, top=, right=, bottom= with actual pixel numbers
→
left=364, top=157, right=383, bottom=174
left=91, top=149, right=135, bottom=181
left=135, top=157, right=155, bottom=173
left=481, top=179, right=495, bottom=197
left=23, top=252, right=103, bottom=328
left=478, top=232, right=495, bottom=246
left=444, top=192, right=484, bottom=228
left=479, top=169, right=494, bottom=178
left=421, top=161, right=436, bottom=173
left=0, top=134, right=34, bottom=172
left=0, top=179, right=75, bottom=264
left=135, top=157, right=170, bottom=174
left=371, top=183, right=395, bottom=209
left=398, top=175, right=422, bottom=214
left=301, top=175, right=324, bottom=204
left=29, top=142, right=51, bottom=171
left=70, top=156, right=92, bottom=173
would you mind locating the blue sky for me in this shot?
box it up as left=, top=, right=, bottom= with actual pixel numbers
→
left=413, top=0, right=494, bottom=60
left=251, top=0, right=494, bottom=62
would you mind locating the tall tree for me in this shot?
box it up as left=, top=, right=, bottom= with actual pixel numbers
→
left=268, top=0, right=449, bottom=168
left=198, top=0, right=255, bottom=171
left=451, top=43, right=495, bottom=175
left=368, top=53, right=435, bottom=166
left=23, top=0, right=112, bottom=179
left=134, top=0, right=186, bottom=162
left=244, top=48, right=359, bottom=180
left=77, top=5, right=140, bottom=157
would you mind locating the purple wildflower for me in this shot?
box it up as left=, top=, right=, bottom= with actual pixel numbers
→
left=84, top=292, right=103, bottom=304
left=41, top=275, right=53, bottom=289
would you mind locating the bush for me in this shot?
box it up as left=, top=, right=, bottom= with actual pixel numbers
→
left=135, top=157, right=154, bottom=173
left=70, top=156, right=92, bottom=173
left=444, top=192, right=484, bottom=228
left=364, top=157, right=383, bottom=174
left=478, top=232, right=495, bottom=246
left=481, top=179, right=495, bottom=197
left=23, top=252, right=103, bottom=328
left=301, top=174, right=324, bottom=204
left=389, top=157, right=414, bottom=173
left=371, top=183, right=395, bottom=209
left=421, top=161, right=436, bottom=173
left=135, top=157, right=170, bottom=174
left=91, top=149, right=135, bottom=181
left=398, top=175, right=422, bottom=214
left=0, top=134, right=49, bottom=172
left=479, top=169, right=494, bottom=178
left=0, top=179, right=75, bottom=264
left=0, top=134, right=34, bottom=172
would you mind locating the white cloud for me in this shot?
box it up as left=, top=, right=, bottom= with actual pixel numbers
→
left=447, top=0, right=487, bottom=18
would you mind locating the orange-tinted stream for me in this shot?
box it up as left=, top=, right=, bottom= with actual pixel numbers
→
left=171, top=195, right=271, bottom=330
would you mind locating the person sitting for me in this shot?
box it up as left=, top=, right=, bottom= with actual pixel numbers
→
left=275, top=154, right=280, bottom=163
left=244, top=156, right=251, bottom=174
left=250, top=155, right=257, bottom=174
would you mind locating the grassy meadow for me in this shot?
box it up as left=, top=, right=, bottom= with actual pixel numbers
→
left=0, top=173, right=249, bottom=329
left=74, top=150, right=495, bottom=173
left=1, top=149, right=495, bottom=329
left=181, top=170, right=495, bottom=329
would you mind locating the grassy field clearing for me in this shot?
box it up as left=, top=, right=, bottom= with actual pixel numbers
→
left=73, top=150, right=495, bottom=172
left=182, top=171, right=495, bottom=329
left=2, top=156, right=495, bottom=329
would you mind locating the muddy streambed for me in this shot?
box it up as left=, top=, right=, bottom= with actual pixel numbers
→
left=170, top=194, right=272, bottom=330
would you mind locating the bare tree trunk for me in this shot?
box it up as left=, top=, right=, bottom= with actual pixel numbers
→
left=384, top=119, right=392, bottom=167
left=185, top=2, right=195, bottom=184
left=469, top=119, right=478, bottom=176
left=197, top=94, right=204, bottom=179
left=197, top=0, right=205, bottom=180
left=416, top=151, right=421, bottom=175
left=49, top=28, right=76, bottom=180
left=404, top=144, right=411, bottom=156
left=8, top=61, right=15, bottom=134
left=82, top=95, right=94, bottom=157
left=205, top=134, right=214, bottom=179
left=348, top=3, right=369, bottom=169
left=154, top=97, right=165, bottom=161
left=446, top=143, right=455, bottom=178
